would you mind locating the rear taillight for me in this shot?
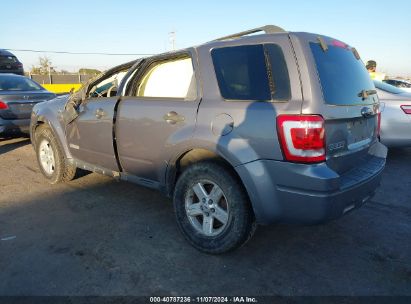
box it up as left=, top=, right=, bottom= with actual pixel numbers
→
left=401, top=105, right=411, bottom=114
left=277, top=115, right=326, bottom=163
left=332, top=39, right=348, bottom=49
left=0, top=100, right=8, bottom=110
left=17, top=63, right=23, bottom=68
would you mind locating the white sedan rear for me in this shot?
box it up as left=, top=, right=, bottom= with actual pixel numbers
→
left=375, top=80, right=411, bottom=147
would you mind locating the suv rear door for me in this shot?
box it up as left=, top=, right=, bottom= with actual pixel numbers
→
left=297, top=34, right=381, bottom=174
left=194, top=34, right=303, bottom=165
left=115, top=50, right=201, bottom=185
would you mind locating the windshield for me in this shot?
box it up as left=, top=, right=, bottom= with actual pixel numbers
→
left=310, top=42, right=376, bottom=105
left=374, top=80, right=406, bottom=94
left=0, top=76, right=43, bottom=91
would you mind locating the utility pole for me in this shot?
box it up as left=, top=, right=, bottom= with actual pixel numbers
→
left=169, top=31, right=176, bottom=51
left=48, top=65, right=52, bottom=84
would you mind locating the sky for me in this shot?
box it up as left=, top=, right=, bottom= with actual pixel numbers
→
left=2, top=0, right=411, bottom=76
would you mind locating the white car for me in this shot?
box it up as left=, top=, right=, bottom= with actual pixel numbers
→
left=383, top=79, right=411, bottom=92
left=374, top=80, right=411, bottom=147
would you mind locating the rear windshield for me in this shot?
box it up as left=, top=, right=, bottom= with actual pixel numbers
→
left=310, top=42, right=375, bottom=105
left=374, top=80, right=406, bottom=94
left=211, top=44, right=291, bottom=101
left=0, top=77, right=43, bottom=91
left=0, top=55, right=18, bottom=64
left=385, top=79, right=411, bottom=88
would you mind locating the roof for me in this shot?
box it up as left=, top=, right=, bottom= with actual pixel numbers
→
left=0, top=49, right=16, bottom=57
left=212, top=25, right=287, bottom=42
left=191, top=24, right=290, bottom=51
left=0, top=73, right=25, bottom=78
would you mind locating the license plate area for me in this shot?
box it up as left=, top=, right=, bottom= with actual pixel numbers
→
left=5, top=102, right=39, bottom=119
left=346, top=117, right=375, bottom=150
left=10, top=102, right=35, bottom=113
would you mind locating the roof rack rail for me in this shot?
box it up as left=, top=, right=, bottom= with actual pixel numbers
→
left=214, top=25, right=286, bottom=41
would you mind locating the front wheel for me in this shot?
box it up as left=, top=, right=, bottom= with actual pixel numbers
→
left=173, top=161, right=256, bottom=254
left=35, top=125, right=77, bottom=184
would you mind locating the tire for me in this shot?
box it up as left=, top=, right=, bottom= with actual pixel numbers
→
left=34, top=125, right=77, bottom=184
left=173, top=161, right=256, bottom=254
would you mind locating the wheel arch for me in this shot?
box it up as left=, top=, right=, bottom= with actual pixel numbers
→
left=165, top=148, right=247, bottom=198
left=31, top=116, right=72, bottom=160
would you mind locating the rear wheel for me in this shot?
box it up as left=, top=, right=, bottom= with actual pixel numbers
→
left=173, top=161, right=256, bottom=254
left=35, top=125, right=77, bottom=184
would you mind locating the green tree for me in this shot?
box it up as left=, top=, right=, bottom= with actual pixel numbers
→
left=30, top=56, right=56, bottom=75
left=79, top=68, right=101, bottom=75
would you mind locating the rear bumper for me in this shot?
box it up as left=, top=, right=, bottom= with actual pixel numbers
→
left=0, top=118, right=31, bottom=134
left=235, top=141, right=387, bottom=225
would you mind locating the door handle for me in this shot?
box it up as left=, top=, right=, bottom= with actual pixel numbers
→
left=163, top=111, right=185, bottom=124
left=95, top=108, right=106, bottom=119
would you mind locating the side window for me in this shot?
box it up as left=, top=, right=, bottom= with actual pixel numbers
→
left=89, top=70, right=128, bottom=98
left=137, top=56, right=196, bottom=100
left=265, top=44, right=291, bottom=100
left=211, top=44, right=290, bottom=101
left=211, top=45, right=270, bottom=101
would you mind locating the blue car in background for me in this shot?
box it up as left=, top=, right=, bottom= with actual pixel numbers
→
left=0, top=74, right=55, bottom=134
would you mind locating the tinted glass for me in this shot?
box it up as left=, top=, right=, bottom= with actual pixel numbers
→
left=310, top=42, right=375, bottom=105
left=374, top=80, right=406, bottom=94
left=211, top=45, right=271, bottom=101
left=0, top=55, right=18, bottom=64
left=384, top=79, right=395, bottom=85
left=0, top=76, right=43, bottom=91
left=400, top=81, right=411, bottom=88
left=265, top=44, right=291, bottom=100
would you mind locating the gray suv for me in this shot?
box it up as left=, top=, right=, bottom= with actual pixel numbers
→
left=30, top=25, right=387, bottom=254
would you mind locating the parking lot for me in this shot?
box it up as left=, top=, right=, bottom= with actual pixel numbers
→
left=0, top=135, right=410, bottom=296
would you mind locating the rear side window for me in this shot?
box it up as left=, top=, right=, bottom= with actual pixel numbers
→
left=310, top=42, right=375, bottom=105
left=137, top=56, right=196, bottom=100
left=0, top=56, right=18, bottom=64
left=211, top=44, right=290, bottom=101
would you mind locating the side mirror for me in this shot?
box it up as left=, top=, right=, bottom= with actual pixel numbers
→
left=62, top=93, right=83, bottom=124
left=62, top=102, right=79, bottom=125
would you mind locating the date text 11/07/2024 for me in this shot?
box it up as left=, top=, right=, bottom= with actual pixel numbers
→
left=149, top=296, right=258, bottom=303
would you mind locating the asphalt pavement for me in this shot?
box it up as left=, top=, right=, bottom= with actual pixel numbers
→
left=0, top=135, right=410, bottom=296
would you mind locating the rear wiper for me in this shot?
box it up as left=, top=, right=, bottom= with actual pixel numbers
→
left=358, top=89, right=377, bottom=99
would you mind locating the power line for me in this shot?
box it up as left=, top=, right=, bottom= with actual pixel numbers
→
left=4, top=48, right=155, bottom=56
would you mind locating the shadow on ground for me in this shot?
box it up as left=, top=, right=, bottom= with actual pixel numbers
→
left=0, top=143, right=410, bottom=296
left=0, top=134, right=31, bottom=155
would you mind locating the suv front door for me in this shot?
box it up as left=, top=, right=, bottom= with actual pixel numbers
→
left=66, top=64, right=133, bottom=171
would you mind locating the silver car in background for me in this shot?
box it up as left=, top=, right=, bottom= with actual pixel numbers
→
left=375, top=80, right=411, bottom=147
left=383, top=78, right=411, bottom=93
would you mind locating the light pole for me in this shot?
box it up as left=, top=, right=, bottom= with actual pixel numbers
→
left=169, top=31, right=176, bottom=51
